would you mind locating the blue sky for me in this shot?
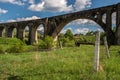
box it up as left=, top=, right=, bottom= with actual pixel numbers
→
left=0, top=0, right=120, bottom=34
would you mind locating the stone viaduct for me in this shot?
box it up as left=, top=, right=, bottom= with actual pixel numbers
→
left=0, top=3, right=120, bottom=45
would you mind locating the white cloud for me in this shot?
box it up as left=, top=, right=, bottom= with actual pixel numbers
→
left=28, top=2, right=45, bottom=11
left=28, top=0, right=73, bottom=12
left=37, top=26, right=44, bottom=31
left=112, top=12, right=116, bottom=25
left=7, top=16, right=40, bottom=22
left=28, top=0, right=92, bottom=12
left=17, top=16, right=40, bottom=21
left=60, top=27, right=89, bottom=34
left=0, top=8, right=8, bottom=14
left=74, top=0, right=92, bottom=11
left=0, top=0, right=92, bottom=12
left=60, top=28, right=72, bottom=34
left=7, top=19, right=16, bottom=22
left=0, top=0, right=24, bottom=5
left=28, top=0, right=34, bottom=4
left=75, top=28, right=89, bottom=34
left=68, top=19, right=97, bottom=26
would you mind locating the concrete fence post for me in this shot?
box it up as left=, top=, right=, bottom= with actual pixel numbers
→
left=94, top=30, right=100, bottom=72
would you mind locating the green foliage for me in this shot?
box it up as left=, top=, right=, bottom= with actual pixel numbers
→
left=64, top=40, right=75, bottom=47
left=39, top=36, right=54, bottom=49
left=59, top=31, right=96, bottom=47
left=6, top=44, right=28, bottom=53
left=0, top=38, right=25, bottom=45
left=44, top=36, right=54, bottom=48
left=38, top=39, right=47, bottom=49
left=75, top=35, right=95, bottom=44
left=64, top=29, right=74, bottom=40
left=0, top=45, right=6, bottom=54
left=58, top=37, right=75, bottom=47
left=0, top=38, right=27, bottom=53
left=58, top=32, right=75, bottom=47
left=86, top=31, right=96, bottom=36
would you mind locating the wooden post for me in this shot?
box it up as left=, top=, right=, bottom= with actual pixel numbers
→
left=104, top=37, right=110, bottom=58
left=94, top=30, right=100, bottom=72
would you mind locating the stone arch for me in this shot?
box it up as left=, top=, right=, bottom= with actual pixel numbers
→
left=47, top=7, right=117, bottom=45
left=27, top=21, right=45, bottom=45
left=6, top=26, right=17, bottom=38
left=60, top=19, right=102, bottom=34
left=31, top=23, right=45, bottom=44
left=52, top=17, right=100, bottom=39
left=16, top=22, right=27, bottom=40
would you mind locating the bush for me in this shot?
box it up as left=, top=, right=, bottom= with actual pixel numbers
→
left=44, top=36, right=54, bottom=49
left=7, top=44, right=28, bottom=53
left=38, top=39, right=47, bottom=49
left=0, top=45, right=6, bottom=54
left=63, top=40, right=75, bottom=47
left=39, top=36, right=54, bottom=49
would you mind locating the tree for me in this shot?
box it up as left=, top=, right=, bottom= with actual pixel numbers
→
left=64, top=29, right=74, bottom=40
left=86, top=31, right=96, bottom=36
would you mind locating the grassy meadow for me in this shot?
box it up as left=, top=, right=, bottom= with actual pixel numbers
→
left=0, top=44, right=120, bottom=80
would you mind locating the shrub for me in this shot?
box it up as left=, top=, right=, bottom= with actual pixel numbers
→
left=62, top=37, right=69, bottom=46
left=0, top=45, right=6, bottom=54
left=7, top=44, right=28, bottom=53
left=44, top=36, right=54, bottom=49
left=0, top=38, right=26, bottom=45
left=39, top=36, right=54, bottom=49
left=38, top=39, right=47, bottom=49
left=64, top=40, right=75, bottom=47
left=75, top=41, right=81, bottom=47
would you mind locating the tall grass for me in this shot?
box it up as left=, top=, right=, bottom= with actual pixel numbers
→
left=0, top=45, right=120, bottom=80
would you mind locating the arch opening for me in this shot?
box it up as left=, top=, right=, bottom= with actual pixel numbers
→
left=112, top=12, right=116, bottom=31
left=12, top=28, right=17, bottom=38
left=102, top=13, right=106, bottom=23
left=60, top=19, right=103, bottom=34
left=24, top=26, right=29, bottom=43
left=36, top=24, right=44, bottom=43
left=2, top=28, right=6, bottom=38
left=58, top=19, right=104, bottom=47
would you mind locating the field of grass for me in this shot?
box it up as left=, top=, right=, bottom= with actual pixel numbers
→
left=0, top=45, right=120, bottom=80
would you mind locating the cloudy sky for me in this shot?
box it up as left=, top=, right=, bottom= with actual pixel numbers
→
left=0, top=0, right=120, bottom=34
